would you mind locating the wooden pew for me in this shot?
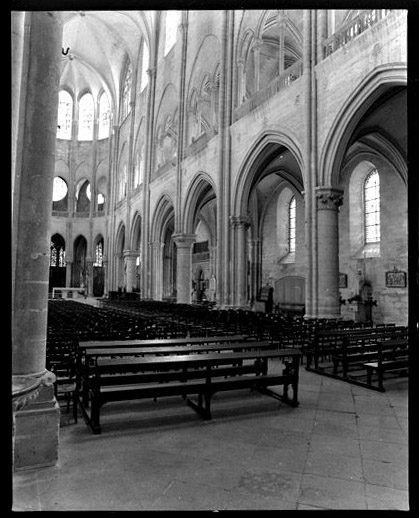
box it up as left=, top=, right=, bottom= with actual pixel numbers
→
left=304, top=326, right=407, bottom=371
left=82, top=340, right=275, bottom=363
left=78, top=348, right=302, bottom=434
left=332, top=329, right=408, bottom=378
left=364, top=339, right=409, bottom=391
left=78, top=334, right=249, bottom=350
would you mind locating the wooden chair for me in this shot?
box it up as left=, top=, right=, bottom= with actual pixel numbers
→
left=51, top=359, right=78, bottom=423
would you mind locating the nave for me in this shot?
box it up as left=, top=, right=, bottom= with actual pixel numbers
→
left=13, top=298, right=409, bottom=511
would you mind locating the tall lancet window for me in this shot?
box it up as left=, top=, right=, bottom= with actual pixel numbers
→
left=140, top=43, right=149, bottom=92
left=364, top=169, right=380, bottom=243
left=164, top=11, right=180, bottom=56
left=78, top=93, right=94, bottom=140
left=57, top=90, right=73, bottom=139
left=122, top=62, right=132, bottom=120
left=288, top=196, right=296, bottom=253
left=98, top=92, right=110, bottom=139
left=94, top=241, right=103, bottom=267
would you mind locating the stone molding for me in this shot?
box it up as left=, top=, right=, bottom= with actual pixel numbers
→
left=12, top=370, right=56, bottom=412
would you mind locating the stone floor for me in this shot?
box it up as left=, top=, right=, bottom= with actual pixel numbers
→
left=12, top=363, right=409, bottom=511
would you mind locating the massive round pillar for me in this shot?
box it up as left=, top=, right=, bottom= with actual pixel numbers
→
left=12, top=11, right=63, bottom=470
left=173, top=234, right=196, bottom=304
left=315, top=187, right=344, bottom=319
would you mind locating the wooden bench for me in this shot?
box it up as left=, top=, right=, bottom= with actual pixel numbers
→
left=304, top=326, right=407, bottom=371
left=81, top=340, right=275, bottom=364
left=78, top=348, right=302, bottom=434
left=364, top=339, right=409, bottom=391
left=78, top=334, right=249, bottom=350
left=52, top=287, right=86, bottom=299
left=332, top=329, right=408, bottom=378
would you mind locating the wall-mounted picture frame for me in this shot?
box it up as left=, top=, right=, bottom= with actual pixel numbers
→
left=339, top=272, right=348, bottom=288
left=385, top=270, right=406, bottom=288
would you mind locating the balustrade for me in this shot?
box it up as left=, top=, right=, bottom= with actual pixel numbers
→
left=323, top=9, right=393, bottom=58
left=234, top=59, right=303, bottom=122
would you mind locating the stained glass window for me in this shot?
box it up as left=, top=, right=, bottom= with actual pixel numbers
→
left=164, top=11, right=180, bottom=56
left=98, top=92, right=110, bottom=139
left=140, top=43, right=149, bottom=92
left=57, top=90, right=73, bottom=139
left=288, top=196, right=296, bottom=253
left=78, top=93, right=94, bottom=140
left=94, top=241, right=103, bottom=267
left=122, top=63, right=132, bottom=120
left=364, top=169, right=380, bottom=243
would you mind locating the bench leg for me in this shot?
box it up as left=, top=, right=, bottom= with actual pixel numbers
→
left=186, top=391, right=212, bottom=420
left=90, top=397, right=102, bottom=434
left=366, top=366, right=373, bottom=386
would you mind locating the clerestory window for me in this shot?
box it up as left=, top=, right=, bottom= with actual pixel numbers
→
left=122, top=62, right=132, bottom=120
left=98, top=92, right=110, bottom=139
left=57, top=90, right=73, bottom=139
left=78, top=93, right=94, bottom=140
left=164, top=11, right=180, bottom=56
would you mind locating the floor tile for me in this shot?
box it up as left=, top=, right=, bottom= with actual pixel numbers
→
left=304, top=450, right=363, bottom=482
left=12, top=364, right=409, bottom=511
left=362, top=458, right=408, bottom=491
left=365, top=483, right=409, bottom=510
left=298, top=473, right=367, bottom=509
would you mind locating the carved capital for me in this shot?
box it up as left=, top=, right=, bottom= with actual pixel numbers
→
left=315, top=187, right=344, bottom=211
left=172, top=233, right=196, bottom=248
left=230, top=215, right=251, bottom=228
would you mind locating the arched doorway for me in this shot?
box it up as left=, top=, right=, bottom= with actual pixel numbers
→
left=72, top=235, right=87, bottom=287
left=49, top=233, right=66, bottom=292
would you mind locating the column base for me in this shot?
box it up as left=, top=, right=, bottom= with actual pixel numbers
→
left=13, top=372, right=60, bottom=472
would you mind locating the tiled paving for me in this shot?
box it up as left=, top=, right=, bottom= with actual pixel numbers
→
left=12, top=363, right=409, bottom=511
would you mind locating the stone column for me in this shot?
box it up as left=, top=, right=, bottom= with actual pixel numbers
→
left=65, top=260, right=73, bottom=287
left=149, top=241, right=164, bottom=300
left=12, top=11, right=63, bottom=470
left=252, top=39, right=262, bottom=93
left=277, top=11, right=286, bottom=75
left=102, top=255, right=109, bottom=297
left=249, top=238, right=261, bottom=306
left=237, top=57, right=245, bottom=103
left=315, top=187, right=343, bottom=319
left=86, top=259, right=94, bottom=297
left=173, top=234, right=196, bottom=304
left=123, top=250, right=139, bottom=293
left=231, top=215, right=250, bottom=307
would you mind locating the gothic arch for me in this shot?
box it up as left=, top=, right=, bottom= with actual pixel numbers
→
left=319, top=64, right=407, bottom=187
left=233, top=129, right=305, bottom=216
left=182, top=172, right=217, bottom=235
left=341, top=131, right=407, bottom=187
left=150, top=194, right=175, bottom=243
left=130, top=211, right=142, bottom=250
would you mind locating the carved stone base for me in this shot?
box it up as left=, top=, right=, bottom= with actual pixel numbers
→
left=13, top=372, right=60, bottom=471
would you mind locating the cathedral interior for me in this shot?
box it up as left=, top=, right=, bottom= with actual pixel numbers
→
left=11, top=8, right=416, bottom=511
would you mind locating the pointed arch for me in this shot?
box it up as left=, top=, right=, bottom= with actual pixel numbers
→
left=182, top=172, right=217, bottom=234
left=233, top=129, right=304, bottom=216
left=319, top=64, right=407, bottom=187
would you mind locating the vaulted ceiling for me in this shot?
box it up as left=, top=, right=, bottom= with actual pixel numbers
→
left=59, top=11, right=154, bottom=108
